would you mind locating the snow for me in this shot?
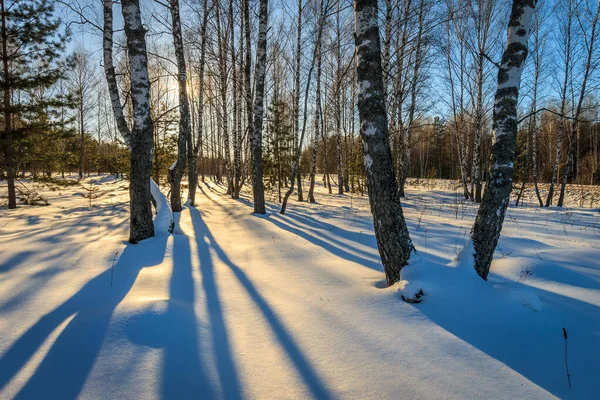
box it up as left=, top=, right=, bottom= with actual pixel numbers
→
left=0, top=175, right=599, bottom=399
left=150, top=178, right=173, bottom=235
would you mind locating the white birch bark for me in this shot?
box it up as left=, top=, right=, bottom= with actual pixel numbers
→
left=251, top=0, right=268, bottom=214
left=354, top=0, right=414, bottom=285
left=121, top=0, right=157, bottom=242
left=471, top=0, right=536, bottom=280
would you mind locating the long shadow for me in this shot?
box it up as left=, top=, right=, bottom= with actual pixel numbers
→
left=163, top=233, right=214, bottom=397
left=412, top=267, right=600, bottom=399
left=200, top=188, right=381, bottom=273
left=264, top=214, right=382, bottom=273
left=0, top=251, right=35, bottom=274
left=0, top=237, right=168, bottom=399
left=188, top=207, right=333, bottom=400
left=186, top=206, right=243, bottom=400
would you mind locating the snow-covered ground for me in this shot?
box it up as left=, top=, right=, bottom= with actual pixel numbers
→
left=0, top=176, right=599, bottom=399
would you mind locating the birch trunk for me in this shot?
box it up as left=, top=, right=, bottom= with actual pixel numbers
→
left=400, top=0, right=425, bottom=196
left=471, top=0, right=536, bottom=280
left=354, top=0, right=414, bottom=285
left=280, top=0, right=328, bottom=214
left=251, top=0, right=268, bottom=214
left=395, top=0, right=412, bottom=194
left=231, top=0, right=242, bottom=199
left=445, top=12, right=470, bottom=199
left=294, top=0, right=304, bottom=201
left=168, top=0, right=189, bottom=212
left=243, top=0, right=253, bottom=186
left=215, top=2, right=232, bottom=195
left=103, top=0, right=131, bottom=145
left=335, top=2, right=344, bottom=195
left=530, top=9, right=543, bottom=207
left=188, top=0, right=209, bottom=205
left=307, top=36, right=322, bottom=204
left=121, top=0, right=156, bottom=242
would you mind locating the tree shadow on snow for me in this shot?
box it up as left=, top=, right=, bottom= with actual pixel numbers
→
left=123, top=230, right=219, bottom=398
left=407, top=265, right=600, bottom=398
left=199, top=185, right=383, bottom=274
left=0, top=236, right=168, bottom=399
left=188, top=206, right=333, bottom=400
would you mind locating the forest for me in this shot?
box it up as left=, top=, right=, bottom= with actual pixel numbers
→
left=1, top=0, right=599, bottom=207
left=0, top=0, right=599, bottom=399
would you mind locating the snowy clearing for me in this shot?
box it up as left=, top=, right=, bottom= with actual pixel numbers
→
left=0, top=176, right=599, bottom=399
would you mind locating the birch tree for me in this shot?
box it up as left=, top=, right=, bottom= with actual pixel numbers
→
left=251, top=0, right=268, bottom=214
left=307, top=24, right=323, bottom=204
left=354, top=0, right=414, bottom=286
left=187, top=0, right=209, bottom=206
left=471, top=0, right=536, bottom=280
left=215, top=1, right=232, bottom=194
left=119, top=0, right=156, bottom=242
left=280, top=0, right=331, bottom=214
left=399, top=0, right=427, bottom=197
left=167, top=0, right=190, bottom=212
left=293, top=0, right=304, bottom=201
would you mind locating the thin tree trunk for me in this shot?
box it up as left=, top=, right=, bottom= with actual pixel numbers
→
left=280, top=0, right=328, bottom=214
left=251, top=0, right=268, bottom=214
left=79, top=101, right=85, bottom=179
left=231, top=0, right=242, bottom=199
left=294, top=0, right=304, bottom=201
left=168, top=0, right=189, bottom=212
left=215, top=2, right=232, bottom=195
left=307, top=36, right=322, bottom=203
left=546, top=1, right=572, bottom=207
left=1, top=0, right=15, bottom=209
left=530, top=10, right=543, bottom=207
left=188, top=0, right=209, bottom=205
left=471, top=0, right=535, bottom=280
left=335, top=1, right=343, bottom=195
left=395, top=0, right=412, bottom=194
left=243, top=0, right=253, bottom=189
left=400, top=0, right=425, bottom=197
left=557, top=1, right=599, bottom=207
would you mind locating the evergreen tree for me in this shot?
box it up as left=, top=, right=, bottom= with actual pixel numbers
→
left=0, top=0, right=68, bottom=208
left=266, top=98, right=293, bottom=202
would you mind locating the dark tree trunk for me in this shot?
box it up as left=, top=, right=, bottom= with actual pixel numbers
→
left=471, top=0, right=536, bottom=280
left=294, top=0, right=304, bottom=201
left=189, top=0, right=209, bottom=206
left=1, top=0, right=16, bottom=209
left=280, top=0, right=326, bottom=215
left=354, top=0, right=414, bottom=286
left=168, top=0, right=189, bottom=212
left=79, top=103, right=85, bottom=179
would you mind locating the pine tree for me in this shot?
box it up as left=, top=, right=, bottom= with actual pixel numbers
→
left=1, top=0, right=68, bottom=209
left=266, top=98, right=293, bottom=202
